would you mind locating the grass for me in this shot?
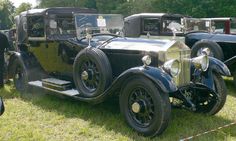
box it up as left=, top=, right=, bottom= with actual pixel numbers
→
left=0, top=78, right=235, bottom=141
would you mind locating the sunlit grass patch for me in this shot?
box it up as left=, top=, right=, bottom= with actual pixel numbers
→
left=0, top=78, right=235, bottom=141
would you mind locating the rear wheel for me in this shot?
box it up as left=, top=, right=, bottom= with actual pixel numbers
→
left=119, top=76, right=171, bottom=137
left=12, top=59, right=29, bottom=93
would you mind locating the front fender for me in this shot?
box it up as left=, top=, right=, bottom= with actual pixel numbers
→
left=76, top=66, right=177, bottom=104
left=192, top=57, right=230, bottom=90
left=208, top=57, right=231, bottom=76
left=112, top=66, right=177, bottom=93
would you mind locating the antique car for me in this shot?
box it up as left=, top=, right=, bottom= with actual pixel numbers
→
left=184, top=17, right=236, bottom=87
left=6, top=9, right=231, bottom=136
left=124, top=13, right=187, bottom=39
left=0, top=97, right=4, bottom=116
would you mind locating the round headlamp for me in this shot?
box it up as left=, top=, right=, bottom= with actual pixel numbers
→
left=142, top=55, right=152, bottom=66
left=163, top=59, right=180, bottom=77
left=191, top=55, right=209, bottom=71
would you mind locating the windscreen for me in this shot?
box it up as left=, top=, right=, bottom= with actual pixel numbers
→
left=75, top=14, right=124, bottom=38
left=183, top=18, right=211, bottom=33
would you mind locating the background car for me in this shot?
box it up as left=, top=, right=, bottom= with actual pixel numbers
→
left=6, top=9, right=231, bottom=136
left=124, top=13, right=187, bottom=38
left=184, top=17, right=236, bottom=87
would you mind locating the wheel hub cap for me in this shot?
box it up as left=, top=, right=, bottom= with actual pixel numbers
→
left=132, top=102, right=141, bottom=113
left=81, top=71, right=88, bottom=80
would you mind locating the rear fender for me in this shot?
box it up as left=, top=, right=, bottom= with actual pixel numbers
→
left=7, top=51, right=45, bottom=79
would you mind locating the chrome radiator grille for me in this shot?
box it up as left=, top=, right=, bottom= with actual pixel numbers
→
left=165, top=50, right=191, bottom=87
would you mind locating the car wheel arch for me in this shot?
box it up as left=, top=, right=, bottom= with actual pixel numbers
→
left=191, top=39, right=224, bottom=61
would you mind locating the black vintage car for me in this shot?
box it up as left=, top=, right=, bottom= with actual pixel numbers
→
left=184, top=17, right=236, bottom=87
left=6, top=9, right=231, bottom=136
left=124, top=13, right=186, bottom=38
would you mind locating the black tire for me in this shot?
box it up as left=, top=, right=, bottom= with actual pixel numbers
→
left=195, top=72, right=227, bottom=115
left=73, top=47, right=112, bottom=98
left=12, top=58, right=29, bottom=93
left=191, top=40, right=224, bottom=61
left=119, top=76, right=171, bottom=137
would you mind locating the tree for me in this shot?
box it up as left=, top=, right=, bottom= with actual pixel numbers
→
left=0, top=0, right=14, bottom=29
left=15, top=2, right=32, bottom=16
left=38, top=0, right=96, bottom=9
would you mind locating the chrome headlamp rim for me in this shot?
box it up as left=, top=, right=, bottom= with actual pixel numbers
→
left=191, top=55, right=209, bottom=71
left=163, top=59, right=180, bottom=77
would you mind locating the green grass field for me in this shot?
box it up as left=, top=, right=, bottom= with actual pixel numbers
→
left=0, top=78, right=235, bottom=141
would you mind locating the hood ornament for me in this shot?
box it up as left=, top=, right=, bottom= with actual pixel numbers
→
left=167, top=22, right=183, bottom=40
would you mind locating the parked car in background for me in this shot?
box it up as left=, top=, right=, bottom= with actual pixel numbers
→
left=6, top=9, right=231, bottom=136
left=124, top=13, right=187, bottom=39
left=183, top=17, right=236, bottom=34
left=184, top=17, right=236, bottom=87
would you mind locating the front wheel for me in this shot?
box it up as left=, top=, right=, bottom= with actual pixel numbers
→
left=119, top=76, right=171, bottom=137
left=191, top=40, right=224, bottom=61
left=195, top=72, right=227, bottom=115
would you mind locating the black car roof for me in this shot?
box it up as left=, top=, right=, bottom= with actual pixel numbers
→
left=20, top=7, right=97, bottom=16
left=125, top=13, right=187, bottom=20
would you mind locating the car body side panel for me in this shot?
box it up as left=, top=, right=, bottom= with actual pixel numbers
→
left=28, top=41, right=73, bottom=73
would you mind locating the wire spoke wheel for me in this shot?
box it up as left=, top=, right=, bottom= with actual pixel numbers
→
left=120, top=76, right=171, bottom=137
left=80, top=58, right=100, bottom=93
left=193, top=72, right=227, bottom=115
left=128, top=87, right=155, bottom=127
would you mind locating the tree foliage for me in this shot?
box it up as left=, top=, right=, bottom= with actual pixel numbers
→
left=15, top=3, right=32, bottom=16
left=34, top=0, right=236, bottom=18
left=0, top=0, right=14, bottom=29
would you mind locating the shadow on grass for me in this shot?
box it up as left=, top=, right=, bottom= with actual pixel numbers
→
left=1, top=84, right=236, bottom=140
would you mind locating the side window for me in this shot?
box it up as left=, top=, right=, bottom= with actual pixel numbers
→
left=28, top=16, right=45, bottom=37
left=142, top=18, right=160, bottom=35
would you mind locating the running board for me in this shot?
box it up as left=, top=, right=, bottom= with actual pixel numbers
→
left=28, top=81, right=79, bottom=97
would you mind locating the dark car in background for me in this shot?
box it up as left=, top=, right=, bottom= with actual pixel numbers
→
left=184, top=17, right=236, bottom=86
left=124, top=13, right=187, bottom=38
left=5, top=8, right=231, bottom=136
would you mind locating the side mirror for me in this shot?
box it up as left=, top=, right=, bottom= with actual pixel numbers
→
left=0, top=97, right=5, bottom=116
